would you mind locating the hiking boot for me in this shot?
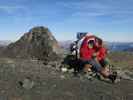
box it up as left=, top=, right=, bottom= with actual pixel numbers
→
left=109, top=72, right=117, bottom=83
left=113, top=71, right=117, bottom=76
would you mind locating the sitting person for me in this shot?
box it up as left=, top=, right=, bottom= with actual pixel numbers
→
left=80, top=35, right=117, bottom=83
left=95, top=37, right=109, bottom=68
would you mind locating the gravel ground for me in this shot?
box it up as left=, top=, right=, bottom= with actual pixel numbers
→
left=0, top=58, right=132, bottom=100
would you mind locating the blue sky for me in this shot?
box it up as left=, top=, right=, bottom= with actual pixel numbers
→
left=0, top=0, right=133, bottom=42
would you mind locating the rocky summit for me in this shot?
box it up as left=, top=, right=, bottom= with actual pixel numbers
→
left=3, top=26, right=63, bottom=61
left=0, top=26, right=132, bottom=100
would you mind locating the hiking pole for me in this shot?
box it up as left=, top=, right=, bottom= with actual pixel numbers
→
left=75, top=40, right=79, bottom=60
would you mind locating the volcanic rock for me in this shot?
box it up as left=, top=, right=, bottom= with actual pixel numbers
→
left=3, top=26, right=63, bottom=61
left=19, top=77, right=34, bottom=90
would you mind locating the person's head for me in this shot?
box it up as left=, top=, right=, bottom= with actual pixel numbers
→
left=88, top=40, right=95, bottom=49
left=95, top=37, right=103, bottom=48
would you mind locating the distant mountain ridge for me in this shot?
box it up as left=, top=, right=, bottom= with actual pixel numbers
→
left=0, top=40, right=11, bottom=47
left=0, top=39, right=133, bottom=52
left=59, top=40, right=133, bottom=52
left=59, top=40, right=73, bottom=50
left=107, top=42, right=133, bottom=51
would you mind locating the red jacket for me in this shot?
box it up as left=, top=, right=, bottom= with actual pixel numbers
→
left=80, top=35, right=96, bottom=61
left=97, top=47, right=107, bottom=61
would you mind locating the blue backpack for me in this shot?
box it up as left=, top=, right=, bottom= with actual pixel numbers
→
left=76, top=32, right=87, bottom=40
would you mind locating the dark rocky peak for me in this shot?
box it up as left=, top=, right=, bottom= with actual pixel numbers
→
left=3, top=26, right=63, bottom=61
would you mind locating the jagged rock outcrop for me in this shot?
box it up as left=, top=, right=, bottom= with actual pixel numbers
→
left=3, top=26, right=63, bottom=61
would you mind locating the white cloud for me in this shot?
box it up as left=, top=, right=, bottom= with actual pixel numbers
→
left=0, top=5, right=25, bottom=14
left=56, top=0, right=133, bottom=18
left=72, top=12, right=105, bottom=17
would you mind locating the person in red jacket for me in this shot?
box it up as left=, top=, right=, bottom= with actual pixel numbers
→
left=80, top=34, right=97, bottom=72
left=95, top=38, right=109, bottom=68
left=80, top=35, right=117, bottom=83
left=80, top=37, right=96, bottom=61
